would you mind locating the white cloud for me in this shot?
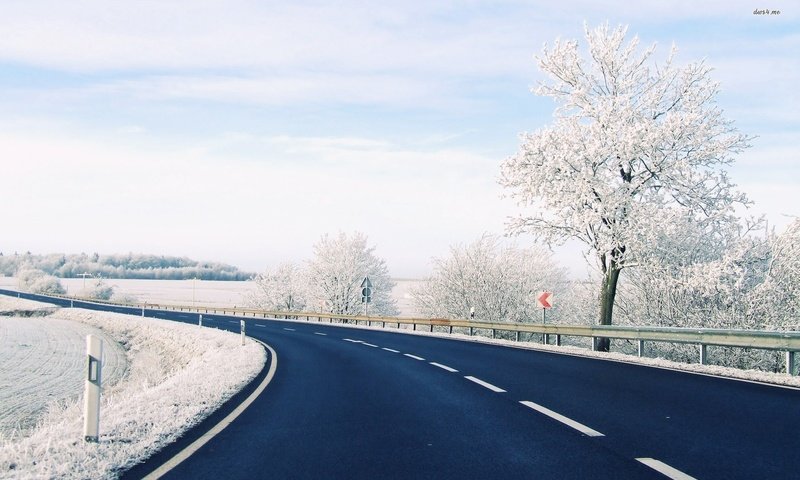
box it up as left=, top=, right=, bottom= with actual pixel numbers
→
left=0, top=131, right=511, bottom=276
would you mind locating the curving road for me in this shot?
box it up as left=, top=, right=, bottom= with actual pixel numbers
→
left=3, top=290, right=799, bottom=479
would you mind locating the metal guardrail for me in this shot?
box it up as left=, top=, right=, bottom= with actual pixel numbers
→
left=2, top=288, right=798, bottom=375
left=120, top=301, right=799, bottom=375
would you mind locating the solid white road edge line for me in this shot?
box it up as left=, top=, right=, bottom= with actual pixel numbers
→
left=382, top=348, right=400, bottom=353
left=519, top=401, right=604, bottom=437
left=143, top=340, right=278, bottom=480
left=636, top=458, right=697, bottom=480
left=464, top=376, right=506, bottom=393
left=430, top=362, right=458, bottom=372
left=404, top=353, right=425, bottom=361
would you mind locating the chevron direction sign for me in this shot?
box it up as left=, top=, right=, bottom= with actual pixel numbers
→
left=537, top=291, right=553, bottom=309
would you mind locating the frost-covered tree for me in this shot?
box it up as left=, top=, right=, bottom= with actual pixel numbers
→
left=16, top=267, right=66, bottom=295
left=80, top=277, right=115, bottom=301
left=246, top=262, right=307, bottom=312
left=500, top=23, right=750, bottom=350
left=755, top=218, right=800, bottom=330
left=306, top=232, right=398, bottom=316
left=412, top=235, right=568, bottom=325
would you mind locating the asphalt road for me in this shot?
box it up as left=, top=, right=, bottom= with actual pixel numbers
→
left=4, top=290, right=799, bottom=479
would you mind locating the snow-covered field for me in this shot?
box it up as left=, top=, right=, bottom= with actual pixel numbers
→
left=0, top=277, right=424, bottom=316
left=0, top=316, right=127, bottom=440
left=0, top=297, right=265, bottom=479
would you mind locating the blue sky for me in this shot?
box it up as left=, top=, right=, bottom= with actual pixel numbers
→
left=1, top=1, right=797, bottom=278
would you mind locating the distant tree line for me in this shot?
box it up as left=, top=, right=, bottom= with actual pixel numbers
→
left=0, top=252, right=254, bottom=280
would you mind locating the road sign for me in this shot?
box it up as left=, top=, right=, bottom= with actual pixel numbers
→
left=361, top=277, right=373, bottom=314
left=537, top=291, right=553, bottom=309
left=361, top=277, right=373, bottom=305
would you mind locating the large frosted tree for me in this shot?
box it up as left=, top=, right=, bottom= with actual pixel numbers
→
left=412, top=235, right=567, bottom=325
left=306, top=232, right=398, bottom=316
left=500, top=24, right=750, bottom=350
left=247, top=261, right=308, bottom=312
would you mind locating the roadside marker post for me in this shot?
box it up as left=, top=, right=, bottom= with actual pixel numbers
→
left=84, top=335, right=103, bottom=443
left=240, top=320, right=246, bottom=345
left=199, top=314, right=203, bottom=327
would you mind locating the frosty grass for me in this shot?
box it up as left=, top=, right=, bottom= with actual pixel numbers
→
left=0, top=298, right=265, bottom=480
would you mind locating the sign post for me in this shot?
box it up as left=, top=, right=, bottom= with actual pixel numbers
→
left=360, top=277, right=373, bottom=316
left=537, top=291, right=553, bottom=344
left=84, top=335, right=103, bottom=443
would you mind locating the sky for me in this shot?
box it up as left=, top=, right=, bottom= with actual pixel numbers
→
left=0, top=1, right=797, bottom=278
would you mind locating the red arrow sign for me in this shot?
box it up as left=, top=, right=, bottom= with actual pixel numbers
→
left=537, top=291, right=553, bottom=309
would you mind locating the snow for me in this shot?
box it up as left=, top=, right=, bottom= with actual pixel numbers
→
left=0, top=277, right=423, bottom=316
left=0, top=317, right=127, bottom=440
left=0, top=297, right=265, bottom=479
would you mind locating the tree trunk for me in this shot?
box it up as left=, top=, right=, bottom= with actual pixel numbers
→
left=596, top=265, right=621, bottom=352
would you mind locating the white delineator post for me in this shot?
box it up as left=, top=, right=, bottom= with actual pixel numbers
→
left=240, top=320, right=246, bottom=345
left=84, top=334, right=103, bottom=443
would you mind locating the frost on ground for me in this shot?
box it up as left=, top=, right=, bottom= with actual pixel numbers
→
left=0, top=317, right=127, bottom=440
left=0, top=296, right=58, bottom=316
left=0, top=299, right=266, bottom=480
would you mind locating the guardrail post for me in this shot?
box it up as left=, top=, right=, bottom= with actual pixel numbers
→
left=413, top=323, right=417, bottom=331
left=700, top=344, right=708, bottom=365
left=469, top=326, right=474, bottom=336
left=430, top=324, right=434, bottom=333
left=449, top=325, right=453, bottom=334
left=556, top=334, right=561, bottom=346
left=591, top=337, right=597, bottom=351
left=637, top=340, right=645, bottom=357
left=544, top=333, right=550, bottom=345
left=515, top=331, right=520, bottom=342
left=787, top=351, right=797, bottom=376
left=492, top=329, right=496, bottom=339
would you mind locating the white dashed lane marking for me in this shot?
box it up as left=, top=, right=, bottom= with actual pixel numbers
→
left=636, top=458, right=697, bottom=480
left=430, top=362, right=458, bottom=373
left=404, top=354, right=425, bottom=361
left=255, top=324, right=266, bottom=328
left=382, top=348, right=400, bottom=353
left=314, top=332, right=327, bottom=336
left=464, top=376, right=506, bottom=393
left=363, top=343, right=379, bottom=348
left=283, top=328, right=296, bottom=331
left=519, top=401, right=604, bottom=437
